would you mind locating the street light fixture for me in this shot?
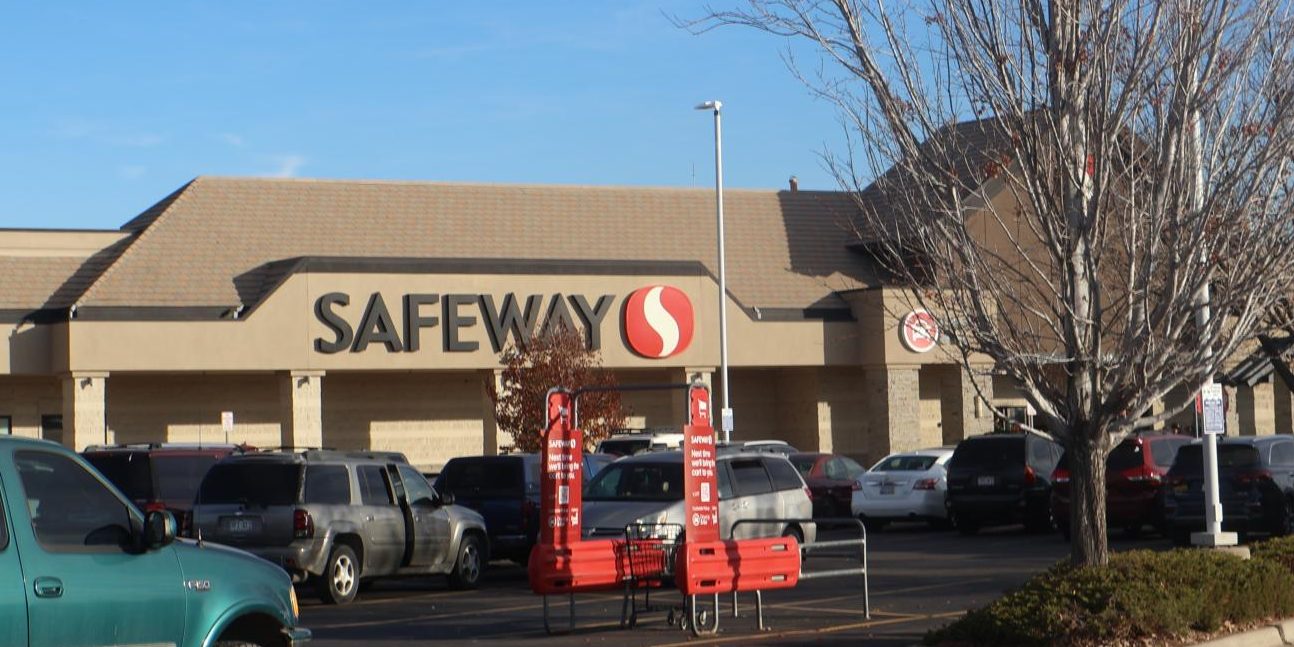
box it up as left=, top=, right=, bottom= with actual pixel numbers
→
left=695, top=100, right=733, bottom=443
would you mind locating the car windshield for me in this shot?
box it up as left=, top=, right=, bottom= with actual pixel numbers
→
left=873, top=455, right=938, bottom=472
left=1172, top=444, right=1261, bottom=472
left=950, top=437, right=1023, bottom=469
left=584, top=462, right=684, bottom=502
left=197, top=462, right=301, bottom=506
left=84, top=453, right=153, bottom=501
left=152, top=455, right=222, bottom=505
left=438, top=458, right=524, bottom=497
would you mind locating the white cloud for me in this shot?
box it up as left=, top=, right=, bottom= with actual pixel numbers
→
left=270, top=154, right=306, bottom=178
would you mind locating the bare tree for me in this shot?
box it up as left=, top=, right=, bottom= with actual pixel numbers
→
left=682, top=0, right=1294, bottom=565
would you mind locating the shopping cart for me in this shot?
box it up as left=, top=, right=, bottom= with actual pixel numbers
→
left=618, top=522, right=684, bottom=628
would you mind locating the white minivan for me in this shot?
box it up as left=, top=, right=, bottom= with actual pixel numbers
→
left=581, top=451, right=816, bottom=544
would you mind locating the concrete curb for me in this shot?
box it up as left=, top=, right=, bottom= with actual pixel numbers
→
left=1191, top=619, right=1294, bottom=647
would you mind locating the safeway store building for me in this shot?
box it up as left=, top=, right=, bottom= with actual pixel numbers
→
left=0, top=176, right=1283, bottom=469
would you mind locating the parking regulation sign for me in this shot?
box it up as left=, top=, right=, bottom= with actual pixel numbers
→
left=1201, top=383, right=1225, bottom=435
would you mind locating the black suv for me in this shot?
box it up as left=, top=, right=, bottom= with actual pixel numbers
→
left=434, top=453, right=614, bottom=563
left=1163, top=436, right=1294, bottom=544
left=83, top=443, right=248, bottom=533
left=946, top=432, right=1062, bottom=534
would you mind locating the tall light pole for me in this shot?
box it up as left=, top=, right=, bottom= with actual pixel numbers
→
left=696, top=100, right=733, bottom=443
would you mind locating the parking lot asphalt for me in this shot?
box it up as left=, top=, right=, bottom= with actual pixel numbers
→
left=299, top=523, right=1171, bottom=646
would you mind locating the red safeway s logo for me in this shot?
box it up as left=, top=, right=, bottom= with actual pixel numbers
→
left=624, top=285, right=694, bottom=359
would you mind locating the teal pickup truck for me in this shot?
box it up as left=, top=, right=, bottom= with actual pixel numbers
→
left=0, top=435, right=310, bottom=647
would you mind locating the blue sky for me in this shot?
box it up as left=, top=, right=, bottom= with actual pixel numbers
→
left=0, top=2, right=845, bottom=230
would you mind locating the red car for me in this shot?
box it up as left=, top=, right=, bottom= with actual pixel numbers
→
left=1051, top=432, right=1192, bottom=539
left=789, top=452, right=867, bottom=518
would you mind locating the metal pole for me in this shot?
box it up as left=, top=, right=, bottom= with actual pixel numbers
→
left=712, top=104, right=731, bottom=445
left=1189, top=79, right=1235, bottom=548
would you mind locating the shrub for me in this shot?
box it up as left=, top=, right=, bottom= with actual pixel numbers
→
left=1252, top=536, right=1294, bottom=576
left=925, top=549, right=1294, bottom=646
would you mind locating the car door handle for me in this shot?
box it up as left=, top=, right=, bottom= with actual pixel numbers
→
left=365, top=515, right=374, bottom=522
left=33, top=576, right=63, bottom=598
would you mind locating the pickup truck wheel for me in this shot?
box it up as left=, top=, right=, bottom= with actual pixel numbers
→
left=318, top=544, right=360, bottom=605
left=448, top=534, right=484, bottom=590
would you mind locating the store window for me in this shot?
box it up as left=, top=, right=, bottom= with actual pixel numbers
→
left=994, top=406, right=1031, bottom=433
left=0, top=416, right=10, bottom=435
left=40, top=415, right=62, bottom=445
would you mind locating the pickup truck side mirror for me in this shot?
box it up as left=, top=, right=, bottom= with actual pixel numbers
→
left=438, top=491, right=455, bottom=507
left=144, top=510, right=177, bottom=550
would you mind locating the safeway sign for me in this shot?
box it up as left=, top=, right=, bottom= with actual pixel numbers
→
left=1201, top=383, right=1225, bottom=435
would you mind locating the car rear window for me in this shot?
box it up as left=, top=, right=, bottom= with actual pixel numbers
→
left=1172, top=444, right=1261, bottom=472
left=598, top=439, right=651, bottom=457
left=765, top=458, right=805, bottom=491
left=950, top=437, right=1024, bottom=469
left=873, top=455, right=937, bottom=472
left=84, top=452, right=154, bottom=501
left=152, top=455, right=221, bottom=505
left=1150, top=439, right=1188, bottom=467
left=584, top=462, right=684, bottom=501
left=197, top=462, right=301, bottom=506
left=789, top=455, right=819, bottom=476
left=729, top=459, right=773, bottom=496
left=1106, top=443, right=1144, bottom=472
left=438, top=458, right=525, bottom=497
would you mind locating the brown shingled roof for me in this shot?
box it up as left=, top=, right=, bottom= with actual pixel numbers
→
left=76, top=177, right=877, bottom=312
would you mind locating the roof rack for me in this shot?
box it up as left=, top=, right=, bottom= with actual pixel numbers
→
left=85, top=442, right=252, bottom=452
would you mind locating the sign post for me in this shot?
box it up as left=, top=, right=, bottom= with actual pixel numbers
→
left=1193, top=382, right=1237, bottom=547
left=220, top=411, right=234, bottom=444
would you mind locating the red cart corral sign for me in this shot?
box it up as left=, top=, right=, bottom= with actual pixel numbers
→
left=539, top=390, right=582, bottom=545
left=684, top=421, right=719, bottom=544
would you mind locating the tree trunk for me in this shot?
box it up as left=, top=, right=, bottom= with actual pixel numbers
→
left=1069, top=431, right=1109, bottom=566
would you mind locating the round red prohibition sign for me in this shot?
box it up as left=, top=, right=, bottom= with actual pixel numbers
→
left=900, top=309, right=940, bottom=353
left=624, top=285, right=695, bottom=359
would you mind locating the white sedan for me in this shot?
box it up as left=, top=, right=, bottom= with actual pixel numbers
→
left=852, top=448, right=955, bottom=530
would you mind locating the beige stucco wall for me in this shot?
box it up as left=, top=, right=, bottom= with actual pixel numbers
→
left=0, top=376, right=61, bottom=438
left=106, top=374, right=282, bottom=449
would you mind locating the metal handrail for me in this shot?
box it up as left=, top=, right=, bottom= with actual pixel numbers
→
left=729, top=517, right=869, bottom=625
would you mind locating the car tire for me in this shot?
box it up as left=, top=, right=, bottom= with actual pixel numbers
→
left=1272, top=499, right=1293, bottom=537
left=448, top=534, right=484, bottom=590
left=781, top=525, right=805, bottom=544
left=317, top=544, right=360, bottom=605
left=1171, top=527, right=1192, bottom=547
left=859, top=516, right=887, bottom=533
left=929, top=518, right=954, bottom=531
left=957, top=518, right=980, bottom=536
left=1056, top=523, right=1071, bottom=541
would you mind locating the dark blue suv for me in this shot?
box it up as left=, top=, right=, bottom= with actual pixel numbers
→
left=435, top=453, right=613, bottom=562
left=1163, top=435, right=1294, bottom=544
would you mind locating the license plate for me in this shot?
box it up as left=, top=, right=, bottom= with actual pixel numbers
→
left=976, top=476, right=996, bottom=487
left=879, top=483, right=895, bottom=495
left=220, top=516, right=262, bottom=534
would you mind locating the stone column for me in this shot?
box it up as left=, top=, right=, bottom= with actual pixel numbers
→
left=940, top=366, right=994, bottom=446
left=1275, top=379, right=1294, bottom=435
left=482, top=369, right=505, bottom=454
left=61, top=371, right=108, bottom=451
left=1225, top=385, right=1241, bottom=437
left=279, top=370, right=325, bottom=450
left=864, top=365, right=921, bottom=466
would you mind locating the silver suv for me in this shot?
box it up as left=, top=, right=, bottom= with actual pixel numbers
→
left=191, top=449, right=487, bottom=604
left=582, top=451, right=817, bottom=544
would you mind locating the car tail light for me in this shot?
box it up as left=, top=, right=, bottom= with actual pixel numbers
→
left=1235, top=469, right=1273, bottom=486
left=144, top=501, right=167, bottom=514
left=1052, top=467, right=1071, bottom=484
left=293, top=509, right=314, bottom=539
left=1024, top=466, right=1037, bottom=486
left=804, top=486, right=813, bottom=502
left=913, top=478, right=938, bottom=491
